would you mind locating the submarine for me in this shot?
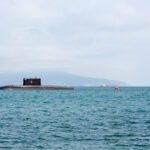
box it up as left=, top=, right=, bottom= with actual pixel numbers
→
left=0, top=78, right=74, bottom=90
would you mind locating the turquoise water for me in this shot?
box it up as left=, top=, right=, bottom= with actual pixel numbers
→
left=0, top=87, right=150, bottom=149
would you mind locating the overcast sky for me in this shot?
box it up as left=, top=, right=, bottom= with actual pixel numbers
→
left=0, top=0, right=150, bottom=85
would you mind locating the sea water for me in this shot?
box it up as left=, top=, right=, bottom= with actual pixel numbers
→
left=0, top=87, right=150, bottom=149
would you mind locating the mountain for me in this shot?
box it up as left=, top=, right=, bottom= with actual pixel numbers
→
left=0, top=71, right=126, bottom=86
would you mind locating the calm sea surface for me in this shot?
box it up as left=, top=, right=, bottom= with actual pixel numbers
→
left=0, top=87, right=150, bottom=150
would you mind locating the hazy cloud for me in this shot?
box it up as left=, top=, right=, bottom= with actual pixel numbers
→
left=0, top=0, right=150, bottom=85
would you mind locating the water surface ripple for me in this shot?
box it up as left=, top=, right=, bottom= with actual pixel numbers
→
left=0, top=87, right=150, bottom=149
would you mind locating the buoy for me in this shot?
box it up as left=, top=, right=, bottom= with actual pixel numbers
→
left=115, top=87, right=119, bottom=90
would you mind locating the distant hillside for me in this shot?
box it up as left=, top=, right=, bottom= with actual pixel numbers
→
left=0, top=71, right=127, bottom=86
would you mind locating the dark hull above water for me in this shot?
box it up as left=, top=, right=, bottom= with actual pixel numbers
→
left=0, top=85, right=74, bottom=90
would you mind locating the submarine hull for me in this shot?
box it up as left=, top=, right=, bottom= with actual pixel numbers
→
left=0, top=85, right=74, bottom=90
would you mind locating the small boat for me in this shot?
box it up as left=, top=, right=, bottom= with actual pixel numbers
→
left=101, top=84, right=117, bottom=87
left=115, top=87, right=119, bottom=90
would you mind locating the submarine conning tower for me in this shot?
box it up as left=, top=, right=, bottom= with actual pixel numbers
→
left=23, top=78, right=41, bottom=86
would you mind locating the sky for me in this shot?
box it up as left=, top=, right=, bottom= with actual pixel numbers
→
left=0, top=0, right=150, bottom=86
